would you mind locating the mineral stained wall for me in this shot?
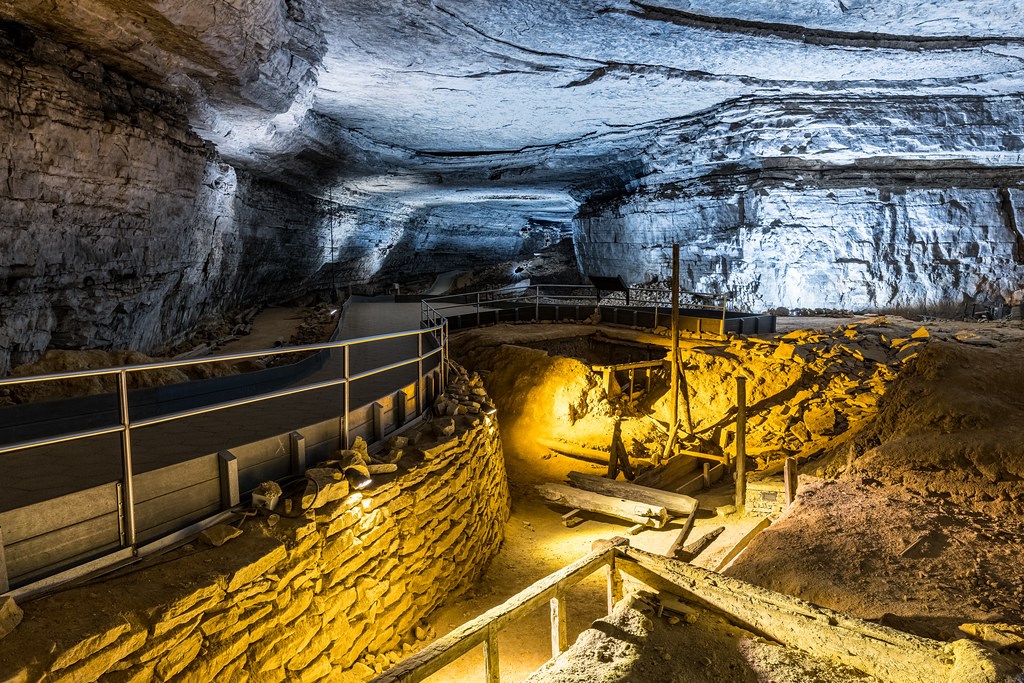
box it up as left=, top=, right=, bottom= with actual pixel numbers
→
left=574, top=96, right=1024, bottom=311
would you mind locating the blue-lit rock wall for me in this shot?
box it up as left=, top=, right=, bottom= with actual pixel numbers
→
left=574, top=96, right=1024, bottom=310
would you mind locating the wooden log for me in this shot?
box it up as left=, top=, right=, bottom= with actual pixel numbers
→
left=678, top=525, right=724, bottom=562
left=536, top=484, right=669, bottom=529
left=566, top=472, right=697, bottom=516
left=536, top=437, right=609, bottom=464
left=784, top=457, right=798, bottom=506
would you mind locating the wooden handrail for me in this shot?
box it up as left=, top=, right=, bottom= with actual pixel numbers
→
left=370, top=540, right=627, bottom=683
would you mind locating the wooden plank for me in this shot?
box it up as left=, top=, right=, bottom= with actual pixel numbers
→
left=550, top=592, right=567, bottom=657
left=667, top=506, right=698, bottom=559
left=134, top=478, right=220, bottom=538
left=616, top=547, right=968, bottom=683
left=566, top=472, right=697, bottom=516
left=678, top=526, right=725, bottom=562
left=133, top=454, right=219, bottom=502
left=715, top=517, right=771, bottom=572
left=784, top=457, right=798, bottom=506
left=219, top=451, right=240, bottom=510
left=0, top=483, right=119, bottom=544
left=369, top=544, right=617, bottom=683
left=136, top=501, right=222, bottom=545
left=634, top=453, right=700, bottom=492
left=677, top=449, right=728, bottom=464
left=536, top=483, right=668, bottom=529
left=5, top=512, right=121, bottom=582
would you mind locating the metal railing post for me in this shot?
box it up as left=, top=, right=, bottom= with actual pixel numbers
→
left=476, top=292, right=481, bottom=327
left=721, top=293, right=728, bottom=335
left=416, top=332, right=424, bottom=416
left=117, top=370, right=137, bottom=549
left=343, top=345, right=351, bottom=449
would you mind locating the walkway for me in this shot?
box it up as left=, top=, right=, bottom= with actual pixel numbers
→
left=0, top=299, right=439, bottom=513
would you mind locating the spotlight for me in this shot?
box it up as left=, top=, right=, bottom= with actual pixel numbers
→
left=348, top=472, right=373, bottom=490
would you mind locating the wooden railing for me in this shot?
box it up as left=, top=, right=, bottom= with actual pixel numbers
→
left=370, top=539, right=628, bottom=683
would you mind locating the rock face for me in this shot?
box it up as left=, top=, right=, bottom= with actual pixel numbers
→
left=4, top=1, right=1024, bottom=365
left=0, top=26, right=325, bottom=373
left=574, top=96, right=1024, bottom=310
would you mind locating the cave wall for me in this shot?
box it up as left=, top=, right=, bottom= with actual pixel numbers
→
left=0, top=26, right=325, bottom=374
left=322, top=189, right=575, bottom=287
left=574, top=96, right=1024, bottom=311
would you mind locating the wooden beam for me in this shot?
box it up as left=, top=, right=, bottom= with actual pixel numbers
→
left=0, top=526, right=8, bottom=594
left=484, top=628, right=499, bottom=683
left=677, top=525, right=724, bottom=562
left=536, top=438, right=610, bottom=464
left=550, top=592, right=567, bottom=657
left=715, top=517, right=771, bottom=572
left=735, top=376, right=747, bottom=513
left=369, top=543, right=620, bottom=683
left=536, top=484, right=669, bottom=529
left=784, top=457, right=798, bottom=507
left=634, top=453, right=700, bottom=493
left=606, top=560, right=623, bottom=614
left=615, top=547, right=982, bottom=683
left=667, top=506, right=698, bottom=559
left=566, top=472, right=697, bottom=516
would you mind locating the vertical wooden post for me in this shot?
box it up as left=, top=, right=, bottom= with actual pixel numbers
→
left=784, top=457, right=798, bottom=507
left=290, top=432, right=306, bottom=475
left=667, top=243, right=680, bottom=465
left=606, top=558, right=623, bottom=614
left=702, top=462, right=711, bottom=490
left=550, top=591, right=568, bottom=658
left=372, top=402, right=385, bottom=443
left=218, top=451, right=240, bottom=510
left=0, top=525, right=8, bottom=594
left=735, top=376, right=747, bottom=514
left=484, top=626, right=500, bottom=683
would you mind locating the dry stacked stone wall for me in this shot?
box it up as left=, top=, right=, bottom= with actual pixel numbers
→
left=0, top=412, right=509, bottom=682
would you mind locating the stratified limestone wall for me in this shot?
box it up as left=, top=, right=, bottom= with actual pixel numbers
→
left=0, top=416, right=509, bottom=682
left=0, top=25, right=324, bottom=374
left=574, top=96, right=1024, bottom=311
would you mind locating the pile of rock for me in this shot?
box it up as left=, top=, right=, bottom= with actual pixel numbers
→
left=431, top=364, right=496, bottom=433
left=284, top=304, right=338, bottom=347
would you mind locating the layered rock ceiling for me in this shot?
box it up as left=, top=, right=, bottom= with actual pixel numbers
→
left=3, top=0, right=1024, bottom=369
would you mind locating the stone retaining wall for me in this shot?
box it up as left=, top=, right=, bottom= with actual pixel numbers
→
left=0, top=413, right=509, bottom=682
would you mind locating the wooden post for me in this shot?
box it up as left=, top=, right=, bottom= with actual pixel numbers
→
left=396, top=390, right=408, bottom=426
left=606, top=559, right=623, bottom=614
left=550, top=591, right=568, bottom=658
left=290, top=432, right=306, bottom=475
left=666, top=243, right=680, bottom=465
left=735, top=376, right=747, bottom=514
left=218, top=450, right=240, bottom=510
left=484, top=626, right=500, bottom=683
left=0, top=525, right=8, bottom=594
left=702, top=462, right=711, bottom=489
left=784, top=457, right=798, bottom=507
left=372, top=401, right=384, bottom=443
left=667, top=505, right=698, bottom=559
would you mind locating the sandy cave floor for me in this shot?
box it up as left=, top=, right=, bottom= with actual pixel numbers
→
left=405, top=315, right=1024, bottom=681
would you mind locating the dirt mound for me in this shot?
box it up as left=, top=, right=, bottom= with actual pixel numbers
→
left=844, top=339, right=1024, bottom=515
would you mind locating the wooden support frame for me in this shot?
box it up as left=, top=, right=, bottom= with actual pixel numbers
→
left=369, top=540, right=627, bottom=683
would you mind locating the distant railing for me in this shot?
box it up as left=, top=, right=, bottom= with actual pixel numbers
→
left=0, top=320, right=446, bottom=593
left=423, top=284, right=731, bottom=334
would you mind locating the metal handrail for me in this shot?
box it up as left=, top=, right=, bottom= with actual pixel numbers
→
left=0, top=318, right=448, bottom=580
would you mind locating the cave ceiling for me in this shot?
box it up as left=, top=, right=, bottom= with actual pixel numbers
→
left=4, top=0, right=1024, bottom=203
